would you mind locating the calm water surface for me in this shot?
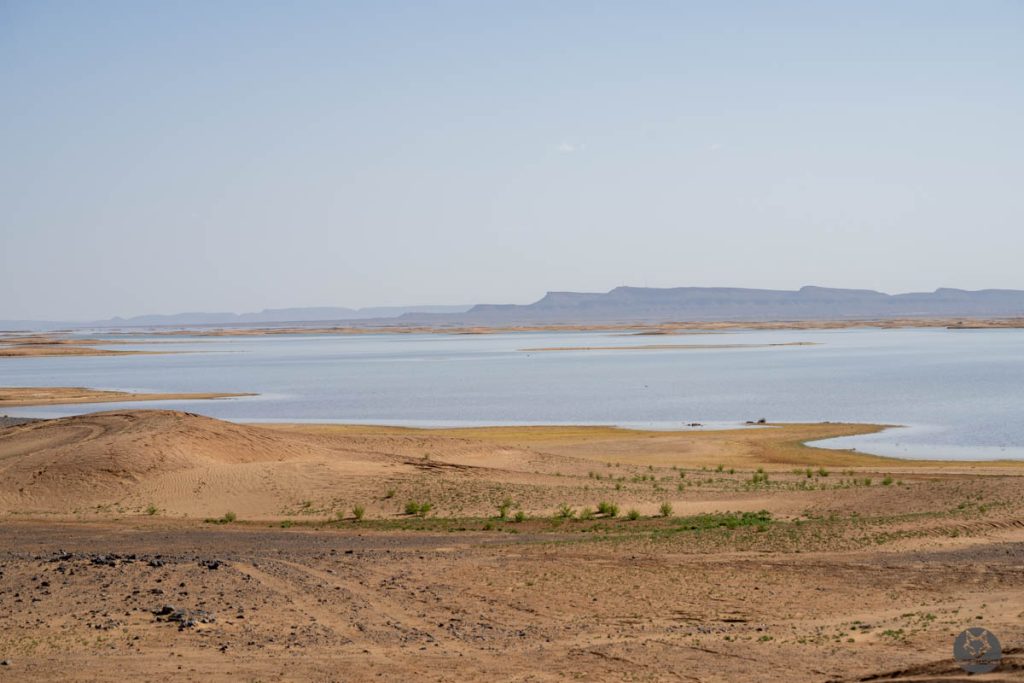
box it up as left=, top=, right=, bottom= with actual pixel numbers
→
left=3, top=328, right=1023, bottom=460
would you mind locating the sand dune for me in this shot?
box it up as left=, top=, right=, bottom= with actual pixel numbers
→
left=0, top=411, right=410, bottom=516
left=0, top=411, right=585, bottom=519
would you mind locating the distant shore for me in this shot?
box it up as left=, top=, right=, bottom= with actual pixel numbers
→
left=114, top=316, right=1024, bottom=337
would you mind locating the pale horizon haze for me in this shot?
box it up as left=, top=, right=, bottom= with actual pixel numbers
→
left=2, top=1, right=1022, bottom=320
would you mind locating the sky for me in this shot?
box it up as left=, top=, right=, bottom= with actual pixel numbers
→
left=1, top=1, right=1022, bottom=320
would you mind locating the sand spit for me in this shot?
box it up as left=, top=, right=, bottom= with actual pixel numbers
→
left=0, top=335, right=184, bottom=358
left=0, top=387, right=255, bottom=407
left=520, top=341, right=818, bottom=352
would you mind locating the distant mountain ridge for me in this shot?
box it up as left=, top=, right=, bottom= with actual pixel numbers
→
left=452, top=286, right=1024, bottom=323
left=101, top=305, right=472, bottom=327
left=5, top=287, right=1024, bottom=331
left=0, top=305, right=472, bottom=330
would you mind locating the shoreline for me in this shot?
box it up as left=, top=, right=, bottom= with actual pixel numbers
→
left=4, top=401, right=1022, bottom=466
left=91, top=316, right=1024, bottom=337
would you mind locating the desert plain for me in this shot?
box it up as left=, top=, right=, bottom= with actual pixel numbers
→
left=0, top=405, right=1022, bottom=681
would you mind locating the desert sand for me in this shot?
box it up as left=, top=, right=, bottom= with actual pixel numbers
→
left=0, top=410, right=1022, bottom=681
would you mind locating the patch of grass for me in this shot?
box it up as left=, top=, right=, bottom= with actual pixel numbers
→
left=513, top=510, right=526, bottom=523
left=205, top=511, right=237, bottom=524
left=144, top=504, right=159, bottom=516
left=405, top=501, right=422, bottom=515
left=882, top=475, right=894, bottom=486
left=671, top=510, right=772, bottom=532
left=659, top=502, right=673, bottom=518
left=626, top=509, right=641, bottom=521
left=597, top=501, right=619, bottom=518
left=352, top=505, right=365, bottom=521
left=556, top=503, right=575, bottom=519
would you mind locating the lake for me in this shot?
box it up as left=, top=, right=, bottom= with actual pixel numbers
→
left=3, top=327, right=1023, bottom=460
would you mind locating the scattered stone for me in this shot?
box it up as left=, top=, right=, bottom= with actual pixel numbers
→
left=152, top=605, right=216, bottom=630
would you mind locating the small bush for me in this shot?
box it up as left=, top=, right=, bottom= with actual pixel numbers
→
left=418, top=502, right=432, bottom=517
left=145, top=504, right=159, bottom=516
left=513, top=510, right=526, bottom=523
left=223, top=511, right=237, bottom=523
left=817, top=467, right=829, bottom=477
left=405, top=501, right=421, bottom=515
left=659, top=502, right=673, bottom=517
left=597, top=501, right=619, bottom=517
left=352, top=505, right=365, bottom=521
left=497, top=498, right=513, bottom=519
left=578, top=507, right=595, bottom=520
left=384, top=488, right=396, bottom=499
left=882, top=475, right=894, bottom=486
left=626, top=509, right=641, bottom=520
left=556, top=503, right=575, bottom=519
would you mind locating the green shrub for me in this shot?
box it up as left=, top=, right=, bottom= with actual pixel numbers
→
left=145, top=504, right=159, bottom=516
left=556, top=503, right=575, bottom=519
left=882, top=475, right=894, bottom=486
left=659, top=502, right=673, bottom=517
left=513, top=510, right=526, bottom=523
left=352, top=505, right=365, bottom=521
left=405, top=501, right=421, bottom=515
left=626, top=509, right=641, bottom=521
left=597, top=501, right=619, bottom=517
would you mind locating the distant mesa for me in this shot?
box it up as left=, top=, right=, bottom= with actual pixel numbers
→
left=446, top=286, right=1024, bottom=324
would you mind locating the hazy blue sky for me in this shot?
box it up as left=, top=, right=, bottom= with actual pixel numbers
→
left=2, top=1, right=1022, bottom=320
